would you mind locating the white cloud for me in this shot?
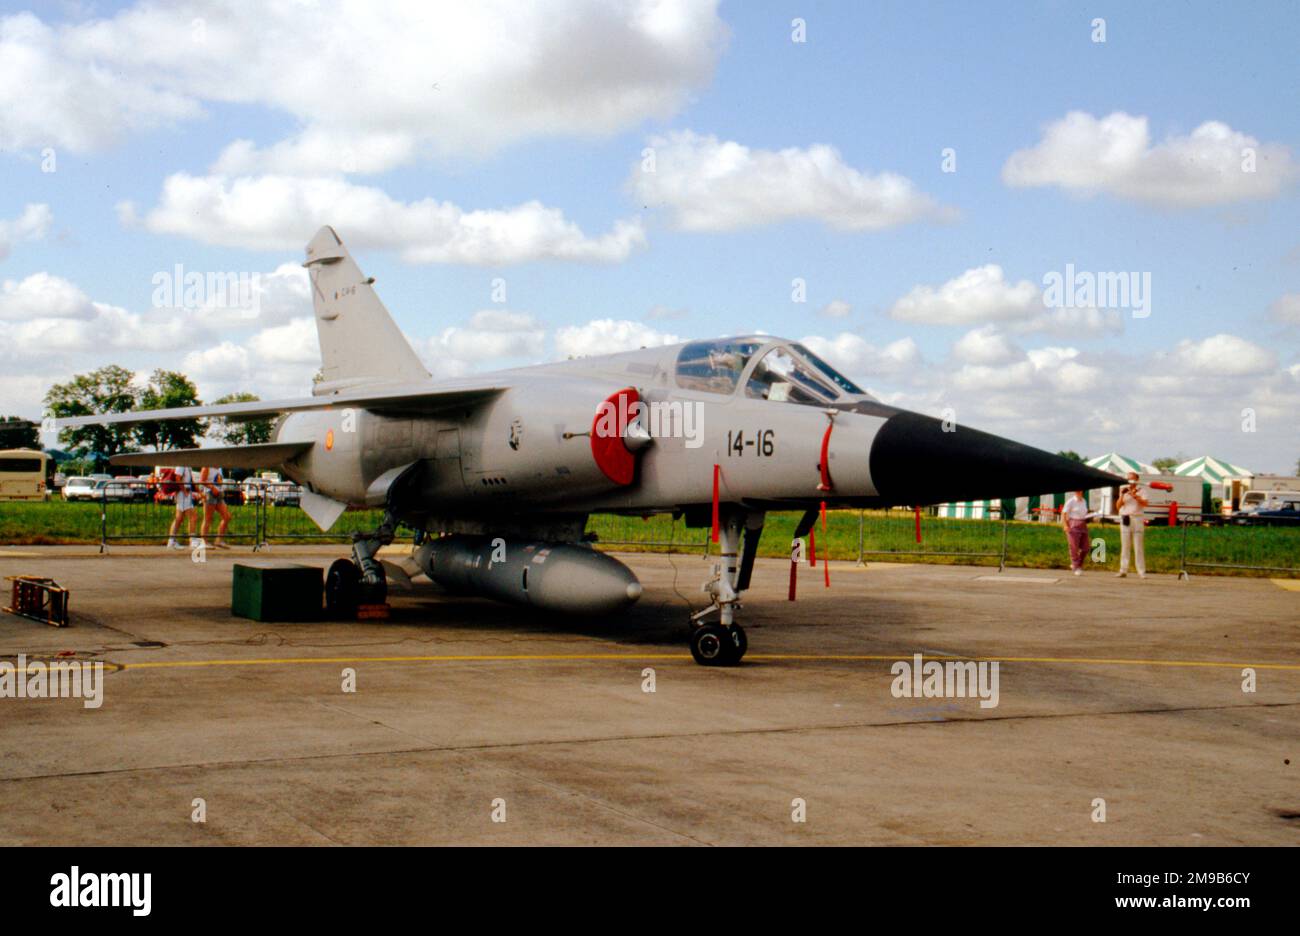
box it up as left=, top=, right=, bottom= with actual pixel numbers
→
left=0, top=273, right=95, bottom=321
left=798, top=333, right=921, bottom=378
left=248, top=317, right=320, bottom=367
left=555, top=319, right=679, bottom=358
left=889, top=265, right=1042, bottom=325
left=887, top=265, right=1125, bottom=336
left=1002, top=111, right=1295, bottom=206
left=0, top=13, right=199, bottom=152
left=182, top=341, right=252, bottom=384
left=819, top=299, right=852, bottom=319
left=952, top=325, right=1020, bottom=365
left=631, top=131, right=952, bottom=232
left=1170, top=333, right=1276, bottom=376
left=0, top=204, right=52, bottom=260
left=126, top=173, right=645, bottom=265
left=1269, top=292, right=1300, bottom=325
left=1, top=2, right=725, bottom=167
left=1016, top=305, right=1123, bottom=338
left=430, top=310, right=546, bottom=364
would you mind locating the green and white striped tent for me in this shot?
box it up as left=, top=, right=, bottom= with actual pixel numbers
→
left=1174, top=455, right=1252, bottom=513
left=1085, top=452, right=1158, bottom=476
left=937, top=498, right=1000, bottom=519
left=937, top=493, right=1065, bottom=521
left=1173, top=456, right=1252, bottom=483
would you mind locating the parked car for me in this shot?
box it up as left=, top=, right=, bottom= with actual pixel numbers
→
left=1230, top=499, right=1300, bottom=526
left=240, top=477, right=270, bottom=504
left=267, top=483, right=302, bottom=507
left=62, top=477, right=99, bottom=501
left=106, top=476, right=153, bottom=503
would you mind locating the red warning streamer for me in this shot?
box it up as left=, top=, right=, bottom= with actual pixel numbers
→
left=820, top=500, right=830, bottom=588
left=817, top=420, right=834, bottom=492
left=711, top=463, right=720, bottom=543
left=788, top=541, right=799, bottom=601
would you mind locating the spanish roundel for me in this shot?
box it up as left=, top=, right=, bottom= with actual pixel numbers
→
left=590, top=387, right=640, bottom=486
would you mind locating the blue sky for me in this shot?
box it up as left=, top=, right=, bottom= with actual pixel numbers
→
left=1, top=1, right=1297, bottom=470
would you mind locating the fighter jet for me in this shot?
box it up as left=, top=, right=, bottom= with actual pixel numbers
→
left=57, top=226, right=1119, bottom=665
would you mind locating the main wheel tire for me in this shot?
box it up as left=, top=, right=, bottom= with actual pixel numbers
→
left=691, top=623, right=744, bottom=666
left=728, top=623, right=747, bottom=663
left=325, top=559, right=360, bottom=617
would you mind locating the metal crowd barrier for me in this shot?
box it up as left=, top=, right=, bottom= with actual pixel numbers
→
left=99, top=480, right=260, bottom=548
left=257, top=483, right=384, bottom=544
left=95, top=480, right=388, bottom=549
left=85, top=487, right=1297, bottom=579
left=1177, top=512, right=1300, bottom=578
left=584, top=514, right=711, bottom=554
left=856, top=508, right=1008, bottom=569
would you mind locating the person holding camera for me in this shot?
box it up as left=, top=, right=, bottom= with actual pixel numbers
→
left=1115, top=471, right=1149, bottom=579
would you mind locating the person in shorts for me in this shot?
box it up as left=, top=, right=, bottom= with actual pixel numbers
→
left=199, top=466, right=231, bottom=549
left=166, top=466, right=199, bottom=550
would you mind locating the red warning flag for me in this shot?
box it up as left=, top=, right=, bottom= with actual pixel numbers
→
left=821, top=500, right=830, bottom=588
left=711, top=463, right=720, bottom=543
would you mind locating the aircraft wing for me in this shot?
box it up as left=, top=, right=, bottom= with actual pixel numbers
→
left=54, top=381, right=506, bottom=429
left=109, top=442, right=314, bottom=470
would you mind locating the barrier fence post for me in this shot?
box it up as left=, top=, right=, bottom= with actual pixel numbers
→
left=1178, top=517, right=1190, bottom=581
left=99, top=486, right=108, bottom=554
left=255, top=489, right=267, bottom=551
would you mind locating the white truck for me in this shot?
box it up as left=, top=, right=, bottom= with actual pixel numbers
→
left=1091, top=474, right=1204, bottom=526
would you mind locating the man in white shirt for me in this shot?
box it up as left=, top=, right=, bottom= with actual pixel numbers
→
left=1115, top=471, right=1149, bottom=579
left=1060, top=489, right=1090, bottom=576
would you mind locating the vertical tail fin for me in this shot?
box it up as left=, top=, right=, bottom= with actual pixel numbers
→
left=303, top=226, right=429, bottom=390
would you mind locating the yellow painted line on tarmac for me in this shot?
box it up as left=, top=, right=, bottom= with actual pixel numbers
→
left=108, top=651, right=1300, bottom=672
left=1270, top=578, right=1300, bottom=591
left=0, top=551, right=44, bottom=558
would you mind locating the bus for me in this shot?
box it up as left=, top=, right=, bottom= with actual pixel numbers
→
left=0, top=448, right=51, bottom=501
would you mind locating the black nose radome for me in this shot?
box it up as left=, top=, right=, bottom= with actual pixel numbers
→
left=868, top=411, right=1123, bottom=506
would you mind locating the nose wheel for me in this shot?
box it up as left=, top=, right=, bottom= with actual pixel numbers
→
left=690, top=622, right=747, bottom=666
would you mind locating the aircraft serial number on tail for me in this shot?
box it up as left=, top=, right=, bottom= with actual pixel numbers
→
left=727, top=429, right=775, bottom=457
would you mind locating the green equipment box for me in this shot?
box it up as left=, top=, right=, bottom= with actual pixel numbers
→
left=231, top=562, right=323, bottom=622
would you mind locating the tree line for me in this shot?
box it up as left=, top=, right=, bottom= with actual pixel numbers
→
left=36, top=365, right=273, bottom=460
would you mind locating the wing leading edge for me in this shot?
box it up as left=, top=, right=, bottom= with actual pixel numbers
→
left=109, top=442, right=314, bottom=470
left=54, top=382, right=506, bottom=429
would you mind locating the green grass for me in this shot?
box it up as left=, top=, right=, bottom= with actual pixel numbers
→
left=2, top=501, right=1296, bottom=577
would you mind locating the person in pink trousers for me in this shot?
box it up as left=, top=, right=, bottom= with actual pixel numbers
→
left=1060, top=489, right=1091, bottom=576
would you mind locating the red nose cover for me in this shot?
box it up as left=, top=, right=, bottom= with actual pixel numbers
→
left=591, top=387, right=640, bottom=486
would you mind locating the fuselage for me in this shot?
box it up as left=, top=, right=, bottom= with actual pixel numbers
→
left=273, top=336, right=892, bottom=528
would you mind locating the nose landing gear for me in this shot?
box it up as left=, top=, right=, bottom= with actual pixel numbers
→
left=688, top=510, right=763, bottom=666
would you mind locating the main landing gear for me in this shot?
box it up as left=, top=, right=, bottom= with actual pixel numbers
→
left=688, top=511, right=763, bottom=666
left=325, top=509, right=395, bottom=617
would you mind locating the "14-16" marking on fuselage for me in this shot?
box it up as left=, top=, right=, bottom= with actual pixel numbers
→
left=727, top=429, right=775, bottom=457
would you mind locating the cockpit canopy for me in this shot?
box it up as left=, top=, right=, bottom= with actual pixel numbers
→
left=674, top=337, right=865, bottom=405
